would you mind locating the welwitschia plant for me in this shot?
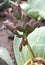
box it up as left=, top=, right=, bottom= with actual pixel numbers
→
left=14, top=27, right=45, bottom=65
left=0, top=0, right=45, bottom=65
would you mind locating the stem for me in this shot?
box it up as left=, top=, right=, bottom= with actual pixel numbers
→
left=27, top=43, right=34, bottom=65
left=23, top=33, right=35, bottom=65
left=27, top=43, right=35, bottom=59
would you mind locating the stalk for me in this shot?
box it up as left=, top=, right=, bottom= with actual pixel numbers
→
left=23, top=33, right=35, bottom=65
left=27, top=43, right=34, bottom=65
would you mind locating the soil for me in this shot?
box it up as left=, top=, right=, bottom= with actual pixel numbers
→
left=0, top=28, right=17, bottom=65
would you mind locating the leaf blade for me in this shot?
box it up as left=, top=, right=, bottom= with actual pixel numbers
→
left=0, top=47, right=14, bottom=65
left=13, top=36, right=30, bottom=65
left=27, top=26, right=45, bottom=60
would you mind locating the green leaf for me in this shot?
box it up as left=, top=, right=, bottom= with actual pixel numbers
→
left=20, top=3, right=31, bottom=11
left=27, top=26, right=45, bottom=60
left=20, top=3, right=39, bottom=19
left=0, top=47, right=14, bottom=65
left=39, top=10, right=45, bottom=19
left=27, top=9, right=39, bottom=19
left=28, top=0, right=45, bottom=11
left=28, top=0, right=45, bottom=19
left=13, top=36, right=30, bottom=65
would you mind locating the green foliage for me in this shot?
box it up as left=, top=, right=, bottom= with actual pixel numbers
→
left=0, top=47, right=14, bottom=65
left=28, top=0, right=45, bottom=11
left=20, top=3, right=39, bottom=20
left=21, top=0, right=45, bottom=19
left=27, top=9, right=39, bottom=19
left=14, top=27, right=45, bottom=65
left=13, top=36, right=30, bottom=65
left=28, top=0, right=45, bottom=19
left=28, top=26, right=45, bottom=60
